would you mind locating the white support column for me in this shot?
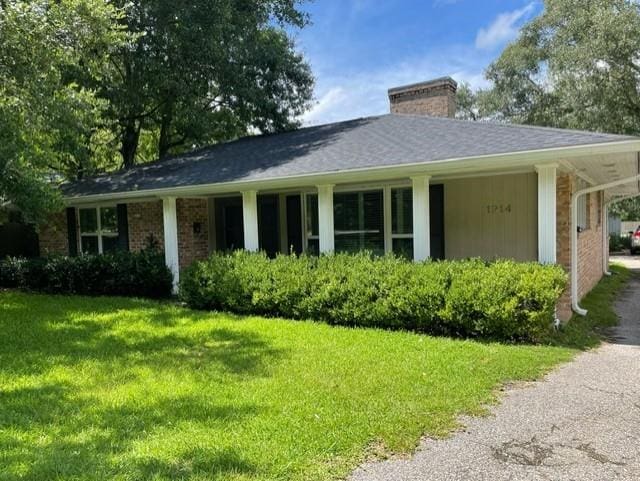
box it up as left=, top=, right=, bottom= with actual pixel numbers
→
left=242, top=190, right=259, bottom=252
left=411, top=175, right=431, bottom=261
left=317, top=184, right=335, bottom=254
left=535, top=164, right=558, bottom=264
left=162, top=197, right=180, bottom=293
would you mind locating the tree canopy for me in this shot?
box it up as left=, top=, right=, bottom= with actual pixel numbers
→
left=461, top=0, right=640, bottom=135
left=0, top=0, right=314, bottom=222
left=101, top=0, right=314, bottom=167
left=0, top=0, right=127, bottom=223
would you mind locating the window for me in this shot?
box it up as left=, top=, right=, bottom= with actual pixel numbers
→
left=334, top=190, right=384, bottom=255
left=391, top=187, right=413, bottom=258
left=78, top=206, right=119, bottom=254
left=305, top=190, right=385, bottom=255
left=305, top=194, right=319, bottom=255
left=576, top=179, right=590, bottom=231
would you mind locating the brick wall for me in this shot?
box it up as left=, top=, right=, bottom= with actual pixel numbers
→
left=555, top=173, right=605, bottom=321
left=128, top=201, right=164, bottom=252
left=390, top=93, right=456, bottom=118
left=39, top=211, right=69, bottom=255
left=177, top=198, right=209, bottom=270
left=388, top=78, right=457, bottom=118
left=555, top=174, right=573, bottom=321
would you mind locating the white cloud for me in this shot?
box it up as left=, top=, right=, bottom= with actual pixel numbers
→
left=301, top=47, right=492, bottom=126
left=475, top=3, right=535, bottom=50
left=302, top=87, right=348, bottom=124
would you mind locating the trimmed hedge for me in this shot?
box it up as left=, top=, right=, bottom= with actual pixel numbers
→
left=0, top=250, right=173, bottom=299
left=179, top=251, right=568, bottom=341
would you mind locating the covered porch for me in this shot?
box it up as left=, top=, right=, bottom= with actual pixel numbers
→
left=159, top=166, right=548, bottom=290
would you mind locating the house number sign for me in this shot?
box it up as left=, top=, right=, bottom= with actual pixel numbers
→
left=485, top=204, right=512, bottom=214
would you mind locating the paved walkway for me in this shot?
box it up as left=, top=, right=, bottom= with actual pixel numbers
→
left=351, top=256, right=640, bottom=481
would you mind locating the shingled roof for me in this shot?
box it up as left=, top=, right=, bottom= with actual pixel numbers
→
left=63, top=114, right=637, bottom=198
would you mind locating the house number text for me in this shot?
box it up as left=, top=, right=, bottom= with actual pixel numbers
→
left=485, top=204, right=512, bottom=214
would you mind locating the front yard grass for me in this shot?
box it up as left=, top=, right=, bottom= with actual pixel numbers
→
left=0, top=291, right=577, bottom=481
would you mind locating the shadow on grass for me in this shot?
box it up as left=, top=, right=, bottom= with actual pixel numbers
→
left=0, top=296, right=285, bottom=377
left=0, top=295, right=283, bottom=480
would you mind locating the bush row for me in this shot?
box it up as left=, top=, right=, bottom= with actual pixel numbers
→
left=0, top=250, right=173, bottom=299
left=180, top=251, right=567, bottom=341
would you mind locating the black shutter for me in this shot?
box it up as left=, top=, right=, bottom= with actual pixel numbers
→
left=66, top=207, right=78, bottom=257
left=117, top=204, right=129, bottom=251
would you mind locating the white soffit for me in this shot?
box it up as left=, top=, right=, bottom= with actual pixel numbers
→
left=568, top=152, right=640, bottom=197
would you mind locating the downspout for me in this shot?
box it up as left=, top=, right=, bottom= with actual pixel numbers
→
left=602, top=201, right=611, bottom=276
left=571, top=172, right=640, bottom=315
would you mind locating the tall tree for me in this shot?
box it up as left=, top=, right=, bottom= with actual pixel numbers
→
left=0, top=0, right=127, bottom=222
left=101, top=0, right=314, bottom=167
left=474, top=0, right=640, bottom=135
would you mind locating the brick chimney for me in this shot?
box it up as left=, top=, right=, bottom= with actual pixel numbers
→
left=388, top=77, right=458, bottom=118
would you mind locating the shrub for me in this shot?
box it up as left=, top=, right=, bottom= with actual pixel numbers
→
left=180, top=252, right=567, bottom=341
left=0, top=249, right=172, bottom=299
left=609, top=233, right=630, bottom=252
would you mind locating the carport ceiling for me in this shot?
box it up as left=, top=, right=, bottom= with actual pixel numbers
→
left=568, top=152, right=640, bottom=198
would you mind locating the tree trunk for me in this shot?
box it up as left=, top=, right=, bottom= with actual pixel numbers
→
left=120, top=120, right=140, bottom=168
left=158, top=101, right=174, bottom=160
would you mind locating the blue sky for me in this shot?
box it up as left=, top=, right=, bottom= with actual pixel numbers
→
left=293, top=0, right=541, bottom=125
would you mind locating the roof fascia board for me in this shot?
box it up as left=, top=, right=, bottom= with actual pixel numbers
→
left=63, top=139, right=640, bottom=206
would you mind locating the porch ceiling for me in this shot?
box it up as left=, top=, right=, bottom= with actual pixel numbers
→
left=567, top=151, right=640, bottom=199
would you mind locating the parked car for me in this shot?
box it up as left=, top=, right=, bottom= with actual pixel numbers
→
left=631, top=226, right=640, bottom=255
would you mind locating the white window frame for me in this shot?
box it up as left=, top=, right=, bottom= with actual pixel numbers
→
left=576, top=179, right=590, bottom=232
left=303, top=182, right=413, bottom=255
left=386, top=186, right=414, bottom=254
left=77, top=206, right=119, bottom=255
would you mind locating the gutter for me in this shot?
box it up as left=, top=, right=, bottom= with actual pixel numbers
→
left=571, top=171, right=640, bottom=315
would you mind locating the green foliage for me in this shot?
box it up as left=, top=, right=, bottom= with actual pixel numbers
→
left=180, top=252, right=568, bottom=341
left=0, top=250, right=172, bottom=298
left=0, top=0, right=128, bottom=222
left=609, top=197, right=640, bottom=221
left=0, top=290, right=575, bottom=480
left=469, top=0, right=640, bottom=135
left=0, top=0, right=314, bottom=220
left=609, top=233, right=631, bottom=252
left=102, top=0, right=314, bottom=166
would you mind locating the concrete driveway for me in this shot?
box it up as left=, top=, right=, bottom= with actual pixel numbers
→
left=351, top=256, right=640, bottom=481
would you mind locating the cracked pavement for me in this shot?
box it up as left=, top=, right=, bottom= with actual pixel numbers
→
left=350, top=256, right=640, bottom=481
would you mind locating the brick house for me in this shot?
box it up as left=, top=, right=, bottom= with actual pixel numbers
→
left=41, top=77, right=640, bottom=320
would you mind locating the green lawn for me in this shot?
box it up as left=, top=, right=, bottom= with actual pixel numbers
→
left=0, top=291, right=578, bottom=481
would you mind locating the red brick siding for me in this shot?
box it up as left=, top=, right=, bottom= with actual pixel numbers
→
left=555, top=174, right=573, bottom=321
left=128, top=201, right=164, bottom=252
left=177, top=198, right=209, bottom=270
left=39, top=211, right=69, bottom=255
left=555, top=173, right=605, bottom=321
